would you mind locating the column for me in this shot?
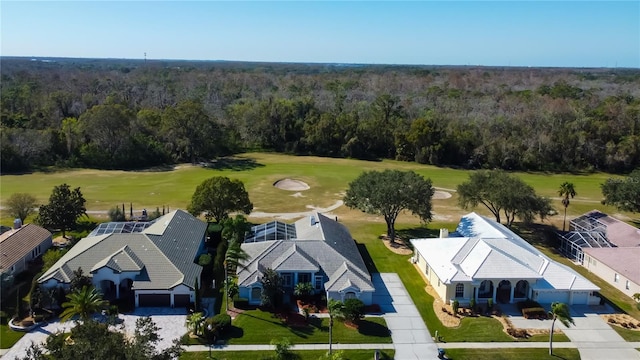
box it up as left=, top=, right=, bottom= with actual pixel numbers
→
left=509, top=285, right=515, bottom=303
left=116, top=283, right=120, bottom=299
left=492, top=282, right=497, bottom=303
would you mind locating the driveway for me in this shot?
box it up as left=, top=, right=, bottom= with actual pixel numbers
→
left=1, top=308, right=188, bottom=359
left=505, top=303, right=640, bottom=360
left=372, top=273, right=439, bottom=359
left=560, top=305, right=640, bottom=360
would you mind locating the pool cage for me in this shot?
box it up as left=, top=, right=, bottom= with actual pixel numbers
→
left=557, top=212, right=614, bottom=263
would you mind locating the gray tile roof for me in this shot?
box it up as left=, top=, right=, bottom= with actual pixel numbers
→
left=0, top=224, right=52, bottom=272
left=39, top=210, right=205, bottom=291
left=238, top=212, right=374, bottom=292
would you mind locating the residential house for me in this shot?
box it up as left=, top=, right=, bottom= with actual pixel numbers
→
left=237, top=212, right=375, bottom=306
left=39, top=210, right=207, bottom=307
left=0, top=222, right=52, bottom=276
left=411, top=212, right=600, bottom=306
left=563, top=210, right=640, bottom=299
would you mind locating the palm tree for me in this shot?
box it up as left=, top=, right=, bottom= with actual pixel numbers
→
left=186, top=312, right=205, bottom=337
left=548, top=302, right=574, bottom=355
left=558, top=182, right=577, bottom=231
left=60, top=286, right=108, bottom=323
left=224, top=240, right=250, bottom=311
left=327, top=299, right=344, bottom=355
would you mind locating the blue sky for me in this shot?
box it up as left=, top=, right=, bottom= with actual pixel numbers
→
left=2, top=1, right=638, bottom=67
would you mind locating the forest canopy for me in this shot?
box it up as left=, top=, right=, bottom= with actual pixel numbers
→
left=1, top=57, right=639, bottom=173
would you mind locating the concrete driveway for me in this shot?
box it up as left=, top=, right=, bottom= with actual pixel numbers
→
left=372, top=273, right=440, bottom=359
left=560, top=305, right=640, bottom=360
left=1, top=307, right=187, bottom=359
left=506, top=303, right=640, bottom=360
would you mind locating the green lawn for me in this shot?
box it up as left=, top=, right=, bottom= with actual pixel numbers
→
left=443, top=348, right=580, bottom=360
left=0, top=153, right=630, bottom=224
left=179, top=349, right=395, bottom=360
left=609, top=325, right=640, bottom=342
left=185, top=309, right=390, bottom=345
left=1, top=319, right=25, bottom=349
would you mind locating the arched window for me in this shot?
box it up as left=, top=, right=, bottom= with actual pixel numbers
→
left=345, top=291, right=356, bottom=300
left=455, top=283, right=464, bottom=298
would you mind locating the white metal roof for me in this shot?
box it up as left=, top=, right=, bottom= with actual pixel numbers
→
left=411, top=212, right=599, bottom=292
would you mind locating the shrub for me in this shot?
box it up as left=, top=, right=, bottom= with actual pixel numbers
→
left=517, top=299, right=541, bottom=311
left=452, top=300, right=459, bottom=315
left=487, top=298, right=493, bottom=310
left=521, top=307, right=547, bottom=319
left=342, top=298, right=365, bottom=323
left=211, top=313, right=232, bottom=331
left=608, top=318, right=617, bottom=324
left=469, top=297, right=476, bottom=311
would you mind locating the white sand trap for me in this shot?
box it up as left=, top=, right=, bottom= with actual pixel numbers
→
left=432, top=190, right=452, bottom=200
left=274, top=178, right=310, bottom=191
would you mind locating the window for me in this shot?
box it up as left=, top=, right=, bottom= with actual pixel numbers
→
left=455, top=283, right=464, bottom=298
left=345, top=291, right=356, bottom=300
left=614, top=273, right=619, bottom=283
left=314, top=276, right=323, bottom=290
left=282, top=273, right=292, bottom=287
left=298, top=273, right=311, bottom=284
left=251, top=287, right=261, bottom=300
left=437, top=279, right=441, bottom=287
left=425, top=266, right=429, bottom=276
left=626, top=280, right=630, bottom=290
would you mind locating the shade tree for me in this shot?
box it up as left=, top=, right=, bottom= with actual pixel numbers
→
left=188, top=177, right=253, bottom=223
left=36, top=184, right=87, bottom=238
left=344, top=170, right=434, bottom=243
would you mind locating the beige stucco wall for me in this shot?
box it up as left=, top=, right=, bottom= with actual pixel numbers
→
left=584, top=253, right=640, bottom=299
left=414, top=251, right=448, bottom=302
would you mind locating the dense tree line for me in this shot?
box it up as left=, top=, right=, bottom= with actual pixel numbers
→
left=1, top=57, right=639, bottom=173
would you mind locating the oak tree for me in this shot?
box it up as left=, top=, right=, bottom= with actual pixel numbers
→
left=344, top=170, right=434, bottom=243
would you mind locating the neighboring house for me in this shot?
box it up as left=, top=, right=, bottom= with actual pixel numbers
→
left=561, top=210, right=640, bottom=299
left=238, top=212, right=375, bottom=306
left=0, top=223, right=52, bottom=276
left=411, top=212, right=600, bottom=306
left=39, top=210, right=207, bottom=307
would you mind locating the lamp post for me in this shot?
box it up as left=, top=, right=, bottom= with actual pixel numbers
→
left=224, top=261, right=228, bottom=312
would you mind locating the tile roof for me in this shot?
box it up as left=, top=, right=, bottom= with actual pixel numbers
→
left=0, top=224, right=52, bottom=272
left=238, top=212, right=374, bottom=293
left=583, top=247, right=640, bottom=285
left=411, top=212, right=599, bottom=292
left=39, top=210, right=205, bottom=290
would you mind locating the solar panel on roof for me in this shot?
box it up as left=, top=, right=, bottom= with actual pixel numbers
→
left=88, top=221, right=153, bottom=237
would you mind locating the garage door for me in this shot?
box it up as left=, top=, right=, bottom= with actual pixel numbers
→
left=138, top=293, right=171, bottom=307
left=174, top=294, right=191, bottom=307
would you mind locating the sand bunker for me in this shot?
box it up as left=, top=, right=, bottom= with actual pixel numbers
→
left=274, top=179, right=310, bottom=191
left=432, top=190, right=452, bottom=199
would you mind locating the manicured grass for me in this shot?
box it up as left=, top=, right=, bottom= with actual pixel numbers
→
left=179, top=349, right=395, bottom=360
left=0, top=153, right=632, bottom=226
left=609, top=325, right=640, bottom=342
left=1, top=320, right=25, bottom=349
left=213, top=309, right=391, bottom=345
left=443, top=348, right=580, bottom=360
